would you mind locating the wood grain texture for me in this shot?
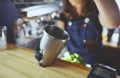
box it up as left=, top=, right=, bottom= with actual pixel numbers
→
left=0, top=44, right=90, bottom=78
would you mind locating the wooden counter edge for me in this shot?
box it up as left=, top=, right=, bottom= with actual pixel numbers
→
left=7, top=43, right=91, bottom=71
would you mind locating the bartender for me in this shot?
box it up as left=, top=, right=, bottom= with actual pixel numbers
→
left=0, top=0, right=21, bottom=44
left=57, top=0, right=120, bottom=66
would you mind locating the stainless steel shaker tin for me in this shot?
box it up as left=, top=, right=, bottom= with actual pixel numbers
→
left=35, top=25, right=69, bottom=66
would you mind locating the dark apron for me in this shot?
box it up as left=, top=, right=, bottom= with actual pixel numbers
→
left=65, top=18, right=103, bottom=65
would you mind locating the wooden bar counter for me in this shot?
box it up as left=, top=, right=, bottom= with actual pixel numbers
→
left=0, top=44, right=90, bottom=78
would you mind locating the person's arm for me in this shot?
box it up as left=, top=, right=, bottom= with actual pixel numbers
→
left=57, top=20, right=65, bottom=29
left=57, top=13, right=67, bottom=30
left=94, top=0, right=120, bottom=29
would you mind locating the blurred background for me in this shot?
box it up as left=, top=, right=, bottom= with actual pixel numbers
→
left=1, top=0, right=120, bottom=75
left=11, top=0, right=120, bottom=48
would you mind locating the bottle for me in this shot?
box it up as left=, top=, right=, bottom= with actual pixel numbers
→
left=0, top=26, right=7, bottom=50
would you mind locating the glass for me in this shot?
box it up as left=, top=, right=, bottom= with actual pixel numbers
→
left=0, top=26, right=7, bottom=50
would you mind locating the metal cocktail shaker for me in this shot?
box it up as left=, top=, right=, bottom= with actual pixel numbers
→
left=35, top=25, right=69, bottom=66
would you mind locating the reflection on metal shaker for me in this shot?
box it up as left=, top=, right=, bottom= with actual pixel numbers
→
left=35, top=25, right=70, bottom=66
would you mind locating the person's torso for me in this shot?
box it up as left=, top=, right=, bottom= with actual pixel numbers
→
left=58, top=9, right=104, bottom=64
